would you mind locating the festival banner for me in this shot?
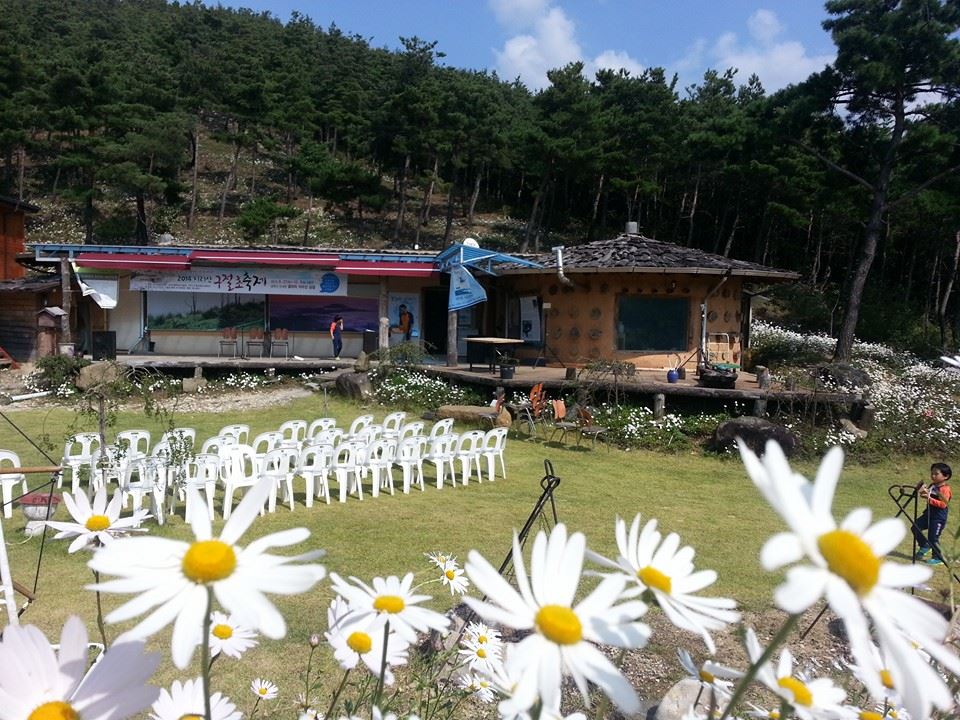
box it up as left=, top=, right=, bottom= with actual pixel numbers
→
left=130, top=267, right=348, bottom=296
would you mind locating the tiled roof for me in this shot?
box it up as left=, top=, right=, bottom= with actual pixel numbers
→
left=499, top=234, right=799, bottom=279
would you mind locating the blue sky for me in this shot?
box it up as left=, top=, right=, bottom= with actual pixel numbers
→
left=214, top=0, right=836, bottom=93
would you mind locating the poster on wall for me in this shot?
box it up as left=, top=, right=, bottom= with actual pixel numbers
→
left=519, top=295, right=542, bottom=345
left=147, top=293, right=265, bottom=330
left=131, top=268, right=348, bottom=296
left=269, top=296, right=378, bottom=333
left=388, top=293, right=420, bottom=340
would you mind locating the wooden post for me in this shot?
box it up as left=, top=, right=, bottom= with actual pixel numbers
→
left=755, top=365, right=770, bottom=389
left=378, top=277, right=389, bottom=354
left=653, top=393, right=665, bottom=419
left=753, top=398, right=768, bottom=417
left=446, top=310, right=458, bottom=367
left=60, top=257, right=73, bottom=345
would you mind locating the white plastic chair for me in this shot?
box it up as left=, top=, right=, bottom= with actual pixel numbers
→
left=175, top=453, right=220, bottom=522
left=220, top=444, right=263, bottom=520
left=380, top=412, right=407, bottom=440
left=124, top=457, right=166, bottom=525
left=311, top=428, right=344, bottom=447
left=349, top=425, right=382, bottom=444
left=278, top=420, right=308, bottom=449
left=347, top=414, right=375, bottom=437
left=397, top=421, right=425, bottom=443
left=61, top=432, right=101, bottom=495
left=261, top=447, right=299, bottom=512
left=158, top=428, right=196, bottom=458
left=199, top=435, right=237, bottom=457
left=298, top=443, right=335, bottom=506
left=424, top=434, right=458, bottom=489
left=395, top=437, right=428, bottom=494
left=307, top=418, right=338, bottom=439
left=481, top=427, right=509, bottom=482
left=218, top=424, right=250, bottom=445
left=429, top=418, right=455, bottom=439
left=251, top=431, right=283, bottom=464
left=116, top=429, right=152, bottom=458
left=332, top=441, right=366, bottom=503
left=365, top=439, right=398, bottom=497
left=0, top=450, right=27, bottom=519
left=455, top=430, right=486, bottom=486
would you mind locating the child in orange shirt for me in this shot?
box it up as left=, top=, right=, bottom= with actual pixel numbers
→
left=913, top=462, right=952, bottom=565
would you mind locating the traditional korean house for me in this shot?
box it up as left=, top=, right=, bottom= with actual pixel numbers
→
left=490, top=232, right=799, bottom=372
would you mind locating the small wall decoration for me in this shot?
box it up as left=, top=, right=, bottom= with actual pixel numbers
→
left=569, top=327, right=580, bottom=338
left=724, top=310, right=731, bottom=322
left=682, top=287, right=690, bottom=294
left=553, top=328, right=563, bottom=339
left=707, top=310, right=719, bottom=322
left=590, top=307, right=602, bottom=319
left=588, top=346, right=601, bottom=358
left=589, top=328, right=602, bottom=340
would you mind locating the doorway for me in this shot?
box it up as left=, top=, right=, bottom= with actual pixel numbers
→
left=421, top=286, right=448, bottom=356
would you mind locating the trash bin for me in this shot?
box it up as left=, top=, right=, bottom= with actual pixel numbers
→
left=91, top=331, right=117, bottom=360
left=362, top=329, right=378, bottom=353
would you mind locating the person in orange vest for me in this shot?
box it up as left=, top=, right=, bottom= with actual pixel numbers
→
left=329, top=315, right=343, bottom=359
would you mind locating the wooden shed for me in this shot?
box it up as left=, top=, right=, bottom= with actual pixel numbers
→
left=493, top=233, right=798, bottom=371
left=0, top=277, right=63, bottom=362
left=0, top=195, right=40, bottom=281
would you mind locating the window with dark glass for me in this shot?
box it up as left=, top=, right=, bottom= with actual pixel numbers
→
left=616, top=296, right=689, bottom=351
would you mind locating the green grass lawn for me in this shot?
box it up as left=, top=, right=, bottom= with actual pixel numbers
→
left=0, top=391, right=948, bottom=712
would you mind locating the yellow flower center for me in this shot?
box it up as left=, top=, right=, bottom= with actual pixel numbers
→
left=29, top=702, right=79, bottom=720
left=880, top=669, right=894, bottom=689
left=373, top=595, right=405, bottom=614
left=860, top=712, right=883, bottom=720
left=347, top=631, right=373, bottom=654
left=638, top=565, right=672, bottom=594
left=212, top=623, right=233, bottom=640
left=476, top=647, right=487, bottom=658
left=445, top=569, right=456, bottom=580
left=84, top=514, right=111, bottom=531
left=477, top=634, right=488, bottom=644
left=768, top=713, right=780, bottom=720
left=889, top=711, right=899, bottom=719
left=817, top=530, right=880, bottom=596
left=699, top=669, right=716, bottom=683
left=180, top=716, right=204, bottom=720
left=258, top=688, right=268, bottom=696
left=778, top=676, right=813, bottom=706
left=181, top=540, right=237, bottom=583
left=535, top=605, right=582, bottom=645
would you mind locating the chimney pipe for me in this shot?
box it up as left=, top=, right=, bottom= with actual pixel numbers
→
left=552, top=245, right=574, bottom=286
left=625, top=221, right=639, bottom=235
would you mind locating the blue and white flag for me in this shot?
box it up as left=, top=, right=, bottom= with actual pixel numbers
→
left=448, top=265, right=487, bottom=311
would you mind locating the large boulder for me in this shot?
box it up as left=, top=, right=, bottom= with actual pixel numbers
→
left=76, top=361, right=124, bottom=390
left=711, top=416, right=800, bottom=457
left=817, top=362, right=871, bottom=390
left=354, top=351, right=371, bottom=372
left=437, top=404, right=511, bottom=427
left=335, top=371, right=373, bottom=401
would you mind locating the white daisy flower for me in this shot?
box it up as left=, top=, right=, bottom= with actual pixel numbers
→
left=0, top=615, right=159, bottom=719
left=458, top=638, right=502, bottom=673
left=251, top=678, right=278, bottom=700
left=150, top=677, right=241, bottom=720
left=208, top=611, right=258, bottom=659
left=464, top=523, right=650, bottom=716
left=459, top=673, right=497, bottom=703
left=739, top=440, right=960, bottom=720
left=89, top=479, right=326, bottom=668
left=329, top=572, right=450, bottom=643
left=676, top=648, right=741, bottom=698
left=326, top=596, right=409, bottom=684
left=745, top=704, right=784, bottom=720
left=746, top=628, right=847, bottom=720
left=589, top=514, right=739, bottom=653
left=440, top=564, right=470, bottom=595
left=46, top=486, right=149, bottom=552
left=463, top=621, right=502, bottom=651
left=425, top=551, right=456, bottom=569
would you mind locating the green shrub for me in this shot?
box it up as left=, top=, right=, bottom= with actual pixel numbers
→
left=31, top=354, right=90, bottom=392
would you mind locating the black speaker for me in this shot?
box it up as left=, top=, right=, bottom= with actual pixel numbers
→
left=91, top=331, right=117, bottom=360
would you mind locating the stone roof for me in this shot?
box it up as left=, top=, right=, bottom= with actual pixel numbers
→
left=0, top=195, right=40, bottom=214
left=498, top=234, right=799, bottom=280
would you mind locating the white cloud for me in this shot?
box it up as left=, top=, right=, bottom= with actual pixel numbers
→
left=492, top=2, right=643, bottom=91
left=747, top=9, right=783, bottom=46
left=674, top=9, right=833, bottom=92
left=488, top=0, right=550, bottom=31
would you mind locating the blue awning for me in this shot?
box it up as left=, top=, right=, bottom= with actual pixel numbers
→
left=435, top=243, right=542, bottom=275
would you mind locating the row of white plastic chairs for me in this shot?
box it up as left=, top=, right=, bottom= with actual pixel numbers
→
left=47, top=413, right=508, bottom=523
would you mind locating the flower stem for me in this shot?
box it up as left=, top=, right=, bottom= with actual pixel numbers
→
left=373, top=620, right=390, bottom=711
left=200, top=587, right=214, bottom=720
left=249, top=696, right=261, bottom=720
left=718, top=613, right=800, bottom=720
left=303, top=644, right=317, bottom=706
left=324, top=668, right=351, bottom=719
left=91, top=568, right=109, bottom=649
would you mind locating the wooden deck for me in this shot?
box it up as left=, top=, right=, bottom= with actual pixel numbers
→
left=116, top=353, right=863, bottom=410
